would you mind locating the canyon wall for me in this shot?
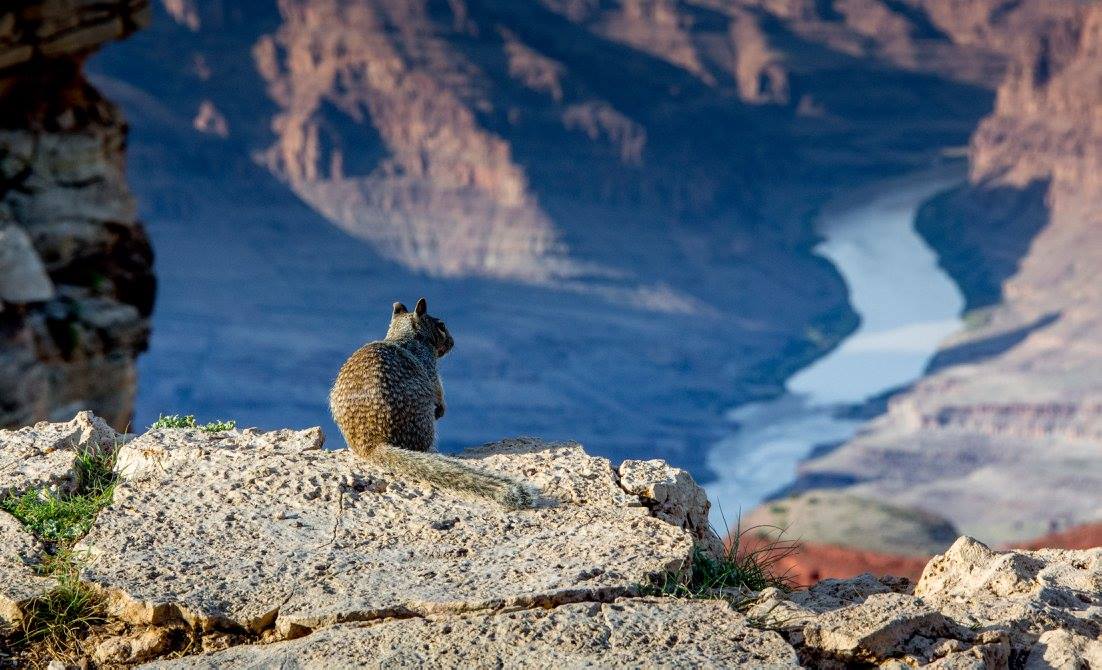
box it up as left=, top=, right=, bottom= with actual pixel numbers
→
left=86, top=0, right=1003, bottom=462
left=792, top=2, right=1102, bottom=543
left=0, top=1, right=155, bottom=430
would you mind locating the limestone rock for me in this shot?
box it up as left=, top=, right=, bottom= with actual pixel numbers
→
left=748, top=572, right=916, bottom=638
left=1025, top=629, right=1102, bottom=669
left=789, top=572, right=909, bottom=613
left=77, top=431, right=694, bottom=637
left=0, top=0, right=154, bottom=431
left=915, top=537, right=1102, bottom=652
left=94, top=627, right=173, bottom=665
left=0, top=410, right=121, bottom=497
left=802, top=592, right=969, bottom=664
left=144, top=599, right=799, bottom=669
left=0, top=512, right=53, bottom=626
left=617, top=458, right=724, bottom=557
left=916, top=536, right=1102, bottom=609
left=0, top=224, right=53, bottom=303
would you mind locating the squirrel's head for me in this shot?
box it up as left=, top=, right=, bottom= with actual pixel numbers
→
left=387, top=297, right=454, bottom=357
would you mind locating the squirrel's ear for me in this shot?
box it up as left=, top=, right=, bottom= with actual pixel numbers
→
left=415, top=297, right=427, bottom=316
left=392, top=302, right=408, bottom=316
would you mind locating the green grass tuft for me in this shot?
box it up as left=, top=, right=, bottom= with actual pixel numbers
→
left=151, top=413, right=235, bottom=432
left=1, top=443, right=119, bottom=544
left=0, top=441, right=120, bottom=654
left=643, top=523, right=798, bottom=604
left=16, top=550, right=106, bottom=649
left=0, top=488, right=112, bottom=544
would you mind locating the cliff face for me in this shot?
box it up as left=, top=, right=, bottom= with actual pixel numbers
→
left=0, top=1, right=154, bottom=431
left=793, top=2, right=1102, bottom=543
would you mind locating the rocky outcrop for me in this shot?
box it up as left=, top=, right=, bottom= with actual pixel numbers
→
left=749, top=536, right=1101, bottom=668
left=3, top=416, right=1101, bottom=668
left=148, top=599, right=800, bottom=669
left=0, top=1, right=154, bottom=430
left=78, top=432, right=703, bottom=637
left=0, top=512, right=52, bottom=625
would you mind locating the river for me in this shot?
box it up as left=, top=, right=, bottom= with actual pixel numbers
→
left=705, top=167, right=967, bottom=527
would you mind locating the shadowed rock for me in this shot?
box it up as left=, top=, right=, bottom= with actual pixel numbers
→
left=0, top=224, right=53, bottom=304
left=145, top=599, right=799, bottom=669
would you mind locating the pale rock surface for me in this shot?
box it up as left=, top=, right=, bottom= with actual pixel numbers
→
left=77, top=429, right=694, bottom=637
left=915, top=536, right=1102, bottom=648
left=1024, top=629, right=1102, bottom=669
left=802, top=592, right=969, bottom=663
left=7, top=416, right=1102, bottom=668
left=94, top=627, right=174, bottom=665
left=618, top=458, right=724, bottom=557
left=746, top=538, right=1102, bottom=668
left=0, top=410, right=121, bottom=497
left=916, top=536, right=1102, bottom=608
left=0, top=512, right=53, bottom=626
left=145, top=599, right=799, bottom=669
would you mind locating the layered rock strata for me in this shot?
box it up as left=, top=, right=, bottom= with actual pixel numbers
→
left=0, top=1, right=155, bottom=430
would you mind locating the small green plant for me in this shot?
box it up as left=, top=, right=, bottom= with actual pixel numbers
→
left=151, top=414, right=236, bottom=432
left=201, top=419, right=236, bottom=432
left=643, top=521, right=798, bottom=604
left=1, top=488, right=112, bottom=544
left=150, top=413, right=198, bottom=429
left=0, top=441, right=120, bottom=656
left=1, top=444, right=119, bottom=544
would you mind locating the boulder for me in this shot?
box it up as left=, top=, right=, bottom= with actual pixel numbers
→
left=94, top=627, right=174, bottom=665
left=1024, top=629, right=1102, bottom=669
left=0, top=512, right=53, bottom=625
left=916, top=536, right=1102, bottom=608
left=618, top=458, right=724, bottom=557
left=802, top=592, right=970, bottom=663
left=916, top=536, right=1102, bottom=654
left=144, top=599, right=799, bottom=669
left=0, top=410, right=121, bottom=497
left=77, top=431, right=695, bottom=638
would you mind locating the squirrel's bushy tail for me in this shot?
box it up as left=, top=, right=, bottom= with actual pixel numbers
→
left=375, top=445, right=537, bottom=510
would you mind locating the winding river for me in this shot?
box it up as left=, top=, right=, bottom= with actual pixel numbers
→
left=705, top=167, right=967, bottom=526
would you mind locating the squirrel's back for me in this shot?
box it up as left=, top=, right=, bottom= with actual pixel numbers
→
left=329, top=341, right=437, bottom=457
left=329, top=298, right=538, bottom=510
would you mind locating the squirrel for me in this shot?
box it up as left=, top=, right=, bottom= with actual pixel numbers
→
left=329, top=297, right=537, bottom=509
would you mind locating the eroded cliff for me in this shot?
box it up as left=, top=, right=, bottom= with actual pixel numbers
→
left=0, top=1, right=154, bottom=430
left=792, top=2, right=1102, bottom=543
